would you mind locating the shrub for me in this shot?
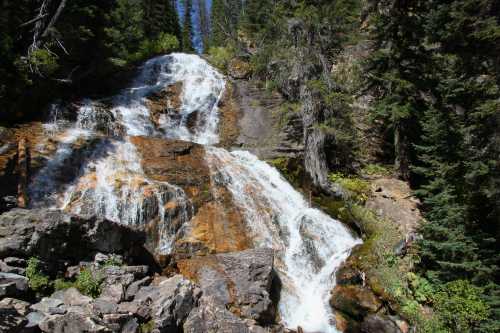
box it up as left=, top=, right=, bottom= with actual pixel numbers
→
left=329, top=172, right=371, bottom=202
left=53, top=278, right=75, bottom=291
left=433, top=280, right=490, bottom=332
left=26, top=257, right=51, bottom=293
left=207, top=46, right=235, bottom=71
left=75, top=268, right=103, bottom=298
left=362, top=163, right=392, bottom=177
left=28, top=49, right=59, bottom=75
left=139, top=320, right=155, bottom=333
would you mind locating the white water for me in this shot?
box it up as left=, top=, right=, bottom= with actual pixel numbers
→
left=206, top=148, right=361, bottom=332
left=30, top=53, right=360, bottom=332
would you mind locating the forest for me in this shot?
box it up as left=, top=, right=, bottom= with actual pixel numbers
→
left=0, top=0, right=498, bottom=333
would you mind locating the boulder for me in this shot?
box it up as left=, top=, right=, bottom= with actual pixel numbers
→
left=39, top=312, right=107, bottom=333
left=178, top=248, right=276, bottom=324
left=0, top=298, right=31, bottom=315
left=0, top=300, right=27, bottom=333
left=330, top=284, right=382, bottom=320
left=131, top=274, right=199, bottom=331
left=0, top=272, right=28, bottom=298
left=361, top=314, right=402, bottom=333
left=184, top=296, right=251, bottom=333
left=0, top=209, right=145, bottom=268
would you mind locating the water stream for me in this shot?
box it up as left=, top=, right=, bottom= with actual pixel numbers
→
left=28, top=53, right=360, bottom=332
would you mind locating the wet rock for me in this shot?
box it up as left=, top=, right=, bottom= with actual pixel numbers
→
left=178, top=248, right=275, bottom=324
left=330, top=284, right=382, bottom=320
left=184, top=296, right=251, bottom=333
left=361, top=314, right=402, bottom=333
left=131, top=136, right=250, bottom=257
left=145, top=82, right=183, bottom=130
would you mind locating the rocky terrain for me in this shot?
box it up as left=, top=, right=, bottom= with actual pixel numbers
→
left=0, top=54, right=425, bottom=333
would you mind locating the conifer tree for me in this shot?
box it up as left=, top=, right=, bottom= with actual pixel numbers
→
left=181, top=0, right=194, bottom=51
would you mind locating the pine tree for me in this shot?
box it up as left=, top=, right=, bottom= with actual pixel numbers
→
left=181, top=0, right=194, bottom=51
left=143, top=0, right=181, bottom=41
left=197, top=0, right=210, bottom=52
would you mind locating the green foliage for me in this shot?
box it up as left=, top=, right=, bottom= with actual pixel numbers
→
left=105, top=0, right=145, bottom=62
left=26, top=257, right=51, bottom=293
left=329, top=173, right=370, bottom=203
left=75, top=268, right=103, bottom=298
left=103, top=256, right=124, bottom=267
left=53, top=278, right=75, bottom=291
left=361, top=164, right=392, bottom=177
left=207, top=46, right=235, bottom=71
left=139, top=320, right=155, bottom=333
left=434, top=280, right=490, bottom=332
left=27, top=49, right=59, bottom=76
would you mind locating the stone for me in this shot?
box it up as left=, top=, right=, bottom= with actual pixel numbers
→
left=0, top=301, right=27, bottom=333
left=178, top=248, right=276, bottom=324
left=90, top=298, right=119, bottom=316
left=122, top=318, right=139, bottom=333
left=0, top=259, right=25, bottom=275
left=330, top=285, right=382, bottom=320
left=0, top=297, right=31, bottom=315
left=144, top=82, right=183, bottom=129
left=100, top=283, right=125, bottom=303
left=51, top=288, right=93, bottom=307
left=0, top=209, right=145, bottom=265
left=31, top=297, right=65, bottom=315
left=184, top=296, right=251, bottom=333
left=26, top=311, right=46, bottom=329
left=125, top=276, right=152, bottom=301
left=361, top=314, right=402, bottom=333
left=0, top=272, right=28, bottom=297
left=365, top=178, right=422, bottom=237
left=228, top=58, right=252, bottom=79
left=39, top=312, right=107, bottom=333
left=131, top=274, right=198, bottom=330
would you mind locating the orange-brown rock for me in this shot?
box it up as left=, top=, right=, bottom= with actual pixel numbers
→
left=330, top=284, right=382, bottom=320
left=145, top=82, right=183, bottom=128
left=217, top=82, right=241, bottom=148
left=130, top=136, right=250, bottom=256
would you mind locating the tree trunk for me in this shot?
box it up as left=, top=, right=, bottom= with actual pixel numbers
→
left=394, top=122, right=410, bottom=180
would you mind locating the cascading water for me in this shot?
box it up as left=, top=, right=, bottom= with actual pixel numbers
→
left=29, top=52, right=360, bottom=332
left=206, top=148, right=361, bottom=332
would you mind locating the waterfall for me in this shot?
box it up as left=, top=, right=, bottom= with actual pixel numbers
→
left=29, top=52, right=360, bottom=332
left=206, top=148, right=361, bottom=332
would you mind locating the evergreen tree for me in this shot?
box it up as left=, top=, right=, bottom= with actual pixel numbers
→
left=143, top=0, right=181, bottom=41
left=181, top=0, right=194, bottom=51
